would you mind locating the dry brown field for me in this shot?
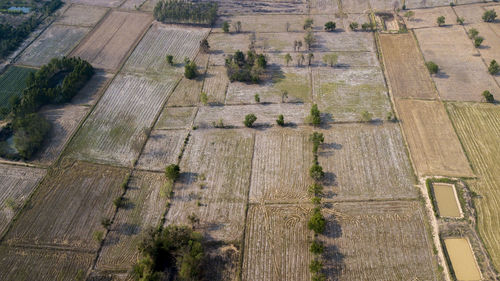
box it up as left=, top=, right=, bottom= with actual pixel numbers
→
left=4, top=161, right=127, bottom=251
left=71, top=11, right=152, bottom=70
left=447, top=102, right=500, bottom=269
left=136, top=129, right=189, bottom=172
left=202, top=65, right=229, bottom=104
left=56, top=4, right=109, bottom=27
left=154, top=107, right=197, bottom=130
left=405, top=6, right=457, bottom=29
left=395, top=99, right=473, bottom=177
left=453, top=3, right=488, bottom=24
left=414, top=25, right=499, bottom=101
left=467, top=22, right=500, bottom=84
left=379, top=33, right=437, bottom=99
left=67, top=0, right=124, bottom=7
left=120, top=0, right=147, bottom=9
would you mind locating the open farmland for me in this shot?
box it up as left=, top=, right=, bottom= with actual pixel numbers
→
left=56, top=4, right=109, bottom=27
left=379, top=33, right=436, bottom=99
left=66, top=0, right=125, bottom=7
left=447, top=102, right=500, bottom=269
left=136, top=129, right=188, bottom=171
left=395, top=99, right=473, bottom=177
left=96, top=171, right=168, bottom=271
left=242, top=204, right=313, bottom=281
left=4, top=161, right=127, bottom=251
left=17, top=24, right=91, bottom=67
left=0, top=246, right=93, bottom=281
left=154, top=106, right=197, bottom=130
left=66, top=73, right=178, bottom=166
left=312, top=67, right=391, bottom=121
left=320, top=201, right=440, bottom=281
left=164, top=129, right=254, bottom=242
left=0, top=164, right=45, bottom=235
left=202, top=66, right=229, bottom=104
left=453, top=3, right=489, bottom=24
left=71, top=11, right=152, bottom=70
left=0, top=66, right=36, bottom=107
left=405, top=6, right=457, bottom=29
left=414, top=25, right=499, bottom=101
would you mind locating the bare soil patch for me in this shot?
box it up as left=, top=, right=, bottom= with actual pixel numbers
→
left=405, top=6, right=457, bottom=29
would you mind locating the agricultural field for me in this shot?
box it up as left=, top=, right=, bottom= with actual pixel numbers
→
left=136, top=129, right=188, bottom=172
left=202, top=66, right=229, bottom=104
left=16, top=24, right=91, bottom=67
left=55, top=4, right=109, bottom=27
left=71, top=11, right=152, bottom=70
left=414, top=25, right=499, bottom=101
left=405, top=6, right=457, bottom=28
left=320, top=201, right=440, bottom=281
left=0, top=66, right=36, bottom=108
left=447, top=102, right=500, bottom=269
left=379, top=33, right=436, bottom=99
left=96, top=171, right=168, bottom=271
left=453, top=3, right=489, bottom=24
left=0, top=164, right=45, bottom=235
left=4, top=162, right=126, bottom=251
left=66, top=73, right=178, bottom=166
left=120, top=0, right=147, bottom=9
left=395, top=99, right=473, bottom=177
left=66, top=0, right=124, bottom=7
left=154, top=106, right=197, bottom=130
left=164, top=129, right=254, bottom=242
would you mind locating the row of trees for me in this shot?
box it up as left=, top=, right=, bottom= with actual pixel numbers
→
left=0, top=0, right=62, bottom=59
left=153, top=0, right=218, bottom=25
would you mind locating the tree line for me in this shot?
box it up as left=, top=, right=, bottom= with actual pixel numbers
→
left=153, top=0, right=218, bottom=26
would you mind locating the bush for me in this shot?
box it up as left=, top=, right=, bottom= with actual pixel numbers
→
left=311, top=196, right=321, bottom=205
left=153, top=0, right=218, bottom=25
left=101, top=217, right=112, bottom=229
left=482, top=9, right=497, bottom=22
left=308, top=208, right=326, bottom=234
left=456, top=17, right=465, bottom=25
left=349, top=22, right=359, bottom=30
left=303, top=18, right=314, bottom=30
left=482, top=90, right=494, bottom=103
left=426, top=61, right=439, bottom=75
left=276, top=114, right=284, bottom=126
left=310, top=240, right=324, bottom=254
left=324, top=21, right=336, bottom=31
left=166, top=55, right=173, bottom=65
left=309, top=259, right=323, bottom=273
left=200, top=92, right=208, bottom=105
left=13, top=113, right=51, bottom=159
left=93, top=231, right=104, bottom=243
left=437, top=16, right=445, bottom=26
left=222, top=21, right=230, bottom=32
left=360, top=110, right=373, bottom=122
left=468, top=28, right=479, bottom=39
left=200, top=39, right=210, bottom=53
left=184, top=59, right=198, bottom=79
left=488, top=60, right=500, bottom=75
left=474, top=36, right=484, bottom=48
left=165, top=164, right=180, bottom=181
left=309, top=132, right=324, bottom=154
left=113, top=196, right=126, bottom=208
left=322, top=53, right=338, bottom=67
left=309, top=164, right=324, bottom=181
left=244, top=114, right=257, bottom=127
left=361, top=22, right=374, bottom=31
left=254, top=93, right=260, bottom=103
left=308, top=183, right=323, bottom=197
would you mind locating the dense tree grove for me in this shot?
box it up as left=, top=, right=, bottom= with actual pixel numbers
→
left=154, top=0, right=218, bottom=25
left=225, top=50, right=267, bottom=83
left=0, top=0, right=62, bottom=59
left=132, top=226, right=205, bottom=281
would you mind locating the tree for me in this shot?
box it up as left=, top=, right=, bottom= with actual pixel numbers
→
left=482, top=9, right=497, bottom=22
left=437, top=16, right=445, bottom=26
left=361, top=22, right=374, bottom=31
left=310, top=240, right=324, bottom=254
left=456, top=17, right=465, bottom=25
left=165, top=164, right=180, bottom=181
left=404, top=11, right=415, bottom=21
left=284, top=53, right=292, bottom=66
left=13, top=113, right=51, bottom=159
left=304, top=18, right=314, bottom=30
left=425, top=61, right=439, bottom=75
left=200, top=92, right=208, bottom=105
left=489, top=60, right=500, bottom=75
left=281, top=90, right=288, bottom=103
left=276, top=114, right=285, bottom=126
left=297, top=40, right=303, bottom=51
left=166, top=55, right=174, bottom=65
left=235, top=21, right=242, bottom=33
left=307, top=53, right=314, bottom=66
left=308, top=183, right=323, bottom=197
left=482, top=90, right=494, bottom=103
left=308, top=208, right=326, bottom=234
left=297, top=53, right=304, bottom=67
left=349, top=22, right=359, bottom=30
left=101, top=217, right=112, bottom=229
left=309, top=259, right=323, bottom=273
left=222, top=21, right=230, bottom=33
left=474, top=36, right=484, bottom=48
left=184, top=59, right=198, bottom=79
left=244, top=114, right=257, bottom=127
left=310, top=164, right=324, bottom=181
left=200, top=39, right=210, bottom=53
left=322, top=53, right=338, bottom=67
left=468, top=28, right=479, bottom=39
left=360, top=110, right=373, bottom=122
left=93, top=231, right=104, bottom=243
left=309, top=104, right=321, bottom=126
left=324, top=21, right=336, bottom=31
left=304, top=31, right=316, bottom=50
left=309, top=132, right=324, bottom=154
left=254, top=93, right=260, bottom=103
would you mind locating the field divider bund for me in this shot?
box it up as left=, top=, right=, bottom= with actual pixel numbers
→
left=5, top=242, right=97, bottom=254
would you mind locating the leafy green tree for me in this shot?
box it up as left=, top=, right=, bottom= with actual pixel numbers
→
left=222, top=21, right=230, bottom=33
left=361, top=22, right=374, bottom=31
left=276, top=114, right=285, bottom=126
left=200, top=39, right=210, bottom=53
left=165, top=164, right=180, bottom=181
left=474, top=36, right=484, bottom=48
left=166, top=55, right=174, bottom=65
left=482, top=90, right=494, bottom=103
left=13, top=113, right=51, bottom=159
left=308, top=183, right=324, bottom=197
left=309, top=259, right=323, bottom=273
left=184, top=59, right=198, bottom=79
left=307, top=53, right=314, bottom=66
left=235, top=21, right=242, bottom=33
left=200, top=92, right=208, bottom=105
left=468, top=28, right=479, bottom=39
left=304, top=31, right=316, bottom=50
left=456, top=17, right=465, bottom=25
left=310, top=240, right=324, bottom=254
left=323, top=53, right=338, bottom=67
left=489, top=60, right=500, bottom=75
left=310, top=164, right=325, bottom=181
left=425, top=61, right=439, bottom=75
left=309, top=132, right=324, bottom=154
left=482, top=9, right=497, bottom=22
left=324, top=21, right=336, bottom=31
left=153, top=0, right=218, bottom=25
left=254, top=94, right=260, bottom=103
left=437, top=16, right=445, bottom=26
left=244, top=114, right=257, bottom=127
left=308, top=208, right=326, bottom=234
left=93, top=231, right=104, bottom=243
left=309, top=104, right=321, bottom=126
left=349, top=22, right=359, bottom=30
left=304, top=18, right=314, bottom=30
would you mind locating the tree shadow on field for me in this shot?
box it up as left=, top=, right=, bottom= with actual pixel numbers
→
left=435, top=71, right=449, bottom=79
left=323, top=217, right=345, bottom=281
left=319, top=142, right=342, bottom=157
left=322, top=171, right=337, bottom=187
left=178, top=172, right=199, bottom=185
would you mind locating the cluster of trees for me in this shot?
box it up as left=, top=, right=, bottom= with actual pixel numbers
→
left=0, top=0, right=62, bottom=59
left=222, top=21, right=241, bottom=33
left=225, top=50, right=267, bottom=83
left=153, top=0, right=218, bottom=25
left=132, top=226, right=205, bottom=281
left=468, top=28, right=484, bottom=48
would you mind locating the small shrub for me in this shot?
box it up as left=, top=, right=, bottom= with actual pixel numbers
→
left=488, top=60, right=500, bottom=75
left=213, top=118, right=224, bottom=128
left=312, top=273, right=327, bottom=281
left=200, top=39, right=210, bottom=53
left=404, top=11, right=415, bottom=21
left=254, top=93, right=260, bottom=103
left=468, top=28, right=479, bottom=39
left=349, top=22, right=359, bottom=30
left=222, top=21, right=230, bottom=33
left=324, top=21, right=336, bottom=31
left=456, top=17, right=465, bottom=25
left=101, top=217, right=112, bottom=229
left=311, top=196, right=321, bottom=205
left=113, top=196, right=126, bottom=208
left=160, top=181, right=173, bottom=198
left=309, top=164, right=324, bottom=181
left=165, top=164, right=180, bottom=181
left=482, top=90, right=494, bottom=103
left=360, top=110, right=373, bottom=122
left=4, top=198, right=21, bottom=211
left=166, top=55, right=174, bottom=65
left=474, top=36, right=484, bottom=48
left=93, top=231, right=104, bottom=243
left=184, top=58, right=198, bottom=79
left=310, top=240, right=324, bottom=254
left=303, top=18, right=314, bottom=30
left=483, top=9, right=497, bottom=22
left=308, top=183, right=324, bottom=197
left=386, top=111, right=396, bottom=122
left=276, top=114, right=284, bottom=126
left=200, top=92, right=208, bottom=105
left=426, top=61, right=439, bottom=75
left=308, top=208, right=326, bottom=234
left=244, top=114, right=257, bottom=127
left=437, top=16, right=445, bottom=26
left=309, top=259, right=323, bottom=273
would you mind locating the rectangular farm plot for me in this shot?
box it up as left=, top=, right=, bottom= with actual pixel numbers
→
left=17, top=24, right=90, bottom=67
left=0, top=164, right=45, bottom=235
left=56, top=4, right=109, bottom=27
left=414, top=26, right=499, bottom=101
left=453, top=4, right=488, bottom=24
left=214, top=15, right=306, bottom=33
left=405, top=0, right=452, bottom=9
left=433, top=183, right=462, bottom=218
left=341, top=0, right=370, bottom=13
left=0, top=246, right=93, bottom=281
left=68, top=0, right=124, bottom=7
left=312, top=67, right=391, bottom=122
left=242, top=204, right=313, bottom=281
left=446, top=102, right=500, bottom=269
left=136, top=129, right=188, bottom=172
left=71, top=11, right=152, bottom=70
left=202, top=66, right=228, bottom=104
left=5, top=161, right=127, bottom=251
left=164, top=129, right=254, bottom=242
left=66, top=73, right=178, bottom=166
left=96, top=171, right=168, bottom=271
left=318, top=123, right=418, bottom=201
left=321, top=201, right=440, bottom=281
left=155, top=106, right=197, bottom=129
left=166, top=76, right=203, bottom=107
left=124, top=23, right=209, bottom=75
left=315, top=31, right=375, bottom=52
left=0, top=66, right=36, bottom=107
left=379, top=33, right=436, bottom=99
left=395, top=99, right=473, bottom=177
left=444, top=238, right=482, bottom=281
left=120, top=0, right=147, bottom=9
left=405, top=6, right=457, bottom=29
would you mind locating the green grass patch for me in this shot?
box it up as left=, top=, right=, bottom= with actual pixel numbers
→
left=273, top=72, right=311, bottom=102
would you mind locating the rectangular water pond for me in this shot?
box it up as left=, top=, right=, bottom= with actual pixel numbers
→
left=433, top=183, right=462, bottom=218
left=444, top=238, right=481, bottom=281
